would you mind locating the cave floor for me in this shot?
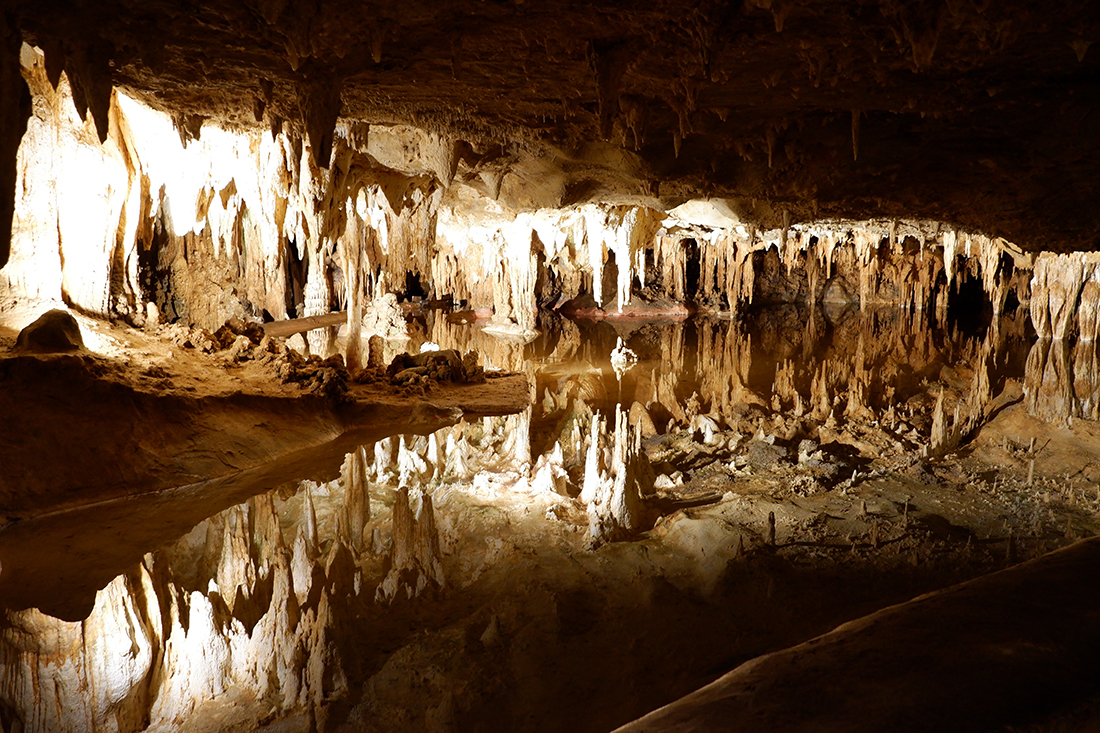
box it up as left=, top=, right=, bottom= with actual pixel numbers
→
left=2, top=304, right=1099, bottom=731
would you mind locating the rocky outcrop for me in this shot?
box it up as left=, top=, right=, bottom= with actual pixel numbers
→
left=12, top=308, right=82, bottom=353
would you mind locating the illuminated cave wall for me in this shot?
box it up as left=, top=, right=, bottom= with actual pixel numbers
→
left=7, top=43, right=1100, bottom=427
left=2, top=44, right=1053, bottom=341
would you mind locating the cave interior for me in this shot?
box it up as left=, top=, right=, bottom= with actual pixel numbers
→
left=2, top=1, right=1100, bottom=732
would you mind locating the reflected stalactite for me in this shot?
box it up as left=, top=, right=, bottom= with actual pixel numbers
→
left=580, top=408, right=647, bottom=546
left=375, top=487, right=446, bottom=604
left=339, top=446, right=371, bottom=552
left=0, top=302, right=1037, bottom=732
left=0, top=485, right=351, bottom=733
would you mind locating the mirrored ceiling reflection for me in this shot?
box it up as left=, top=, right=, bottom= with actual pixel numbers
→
left=6, top=304, right=1097, bottom=733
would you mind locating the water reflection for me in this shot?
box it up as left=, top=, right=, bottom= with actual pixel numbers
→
left=0, top=305, right=1036, bottom=732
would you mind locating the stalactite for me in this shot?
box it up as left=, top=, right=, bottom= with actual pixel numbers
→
left=0, top=33, right=31, bottom=270
left=851, top=109, right=860, bottom=162
left=303, top=245, right=333, bottom=354
left=340, top=446, right=371, bottom=551
left=63, top=38, right=115, bottom=144
left=376, top=486, right=446, bottom=603
left=299, top=70, right=342, bottom=168
left=588, top=41, right=632, bottom=142
left=5, top=41, right=1048, bottom=390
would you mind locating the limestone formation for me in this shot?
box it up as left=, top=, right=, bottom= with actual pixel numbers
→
left=12, top=309, right=82, bottom=353
left=0, top=20, right=30, bottom=270
left=4, top=3, right=1100, bottom=731
left=0, top=47, right=1038, bottom=341
left=0, top=487, right=350, bottom=733
left=375, top=487, right=446, bottom=604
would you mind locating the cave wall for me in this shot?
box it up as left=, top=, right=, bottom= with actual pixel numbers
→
left=3, top=43, right=1049, bottom=342
left=7, top=42, right=1100, bottom=430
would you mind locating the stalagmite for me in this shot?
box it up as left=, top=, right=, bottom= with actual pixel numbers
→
left=531, top=442, right=569, bottom=495
left=342, top=223, right=365, bottom=370
left=580, top=412, right=605, bottom=507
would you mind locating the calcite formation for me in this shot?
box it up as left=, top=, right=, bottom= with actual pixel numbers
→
left=4, top=1, right=1100, bottom=729
left=0, top=303, right=1087, bottom=730
left=0, top=491, right=349, bottom=733
left=1, top=0, right=1099, bottom=258
left=3, top=46, right=1039, bottom=357
left=1022, top=252, right=1100, bottom=424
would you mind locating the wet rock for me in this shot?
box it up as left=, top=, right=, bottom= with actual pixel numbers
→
left=367, top=334, right=385, bottom=369
left=13, top=309, right=83, bottom=354
left=387, top=348, right=484, bottom=384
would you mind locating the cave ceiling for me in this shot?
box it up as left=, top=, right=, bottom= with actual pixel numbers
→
left=8, top=0, right=1100, bottom=252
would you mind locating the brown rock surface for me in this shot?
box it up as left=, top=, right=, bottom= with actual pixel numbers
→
left=3, top=1, right=1100, bottom=253
left=615, top=536, right=1100, bottom=733
left=12, top=308, right=82, bottom=353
